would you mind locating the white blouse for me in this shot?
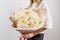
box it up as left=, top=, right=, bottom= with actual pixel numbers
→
left=19, top=0, right=53, bottom=33
left=31, top=0, right=53, bottom=29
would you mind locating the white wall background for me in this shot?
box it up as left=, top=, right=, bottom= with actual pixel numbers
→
left=0, top=0, right=60, bottom=40
left=44, top=0, right=60, bottom=40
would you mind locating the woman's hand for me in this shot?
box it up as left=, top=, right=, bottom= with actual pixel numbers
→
left=9, top=13, right=17, bottom=28
left=19, top=33, right=34, bottom=39
left=9, top=13, right=16, bottom=24
left=9, top=17, right=17, bottom=28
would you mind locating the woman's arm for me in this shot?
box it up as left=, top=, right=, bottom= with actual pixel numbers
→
left=33, top=15, right=47, bottom=35
left=33, top=26, right=47, bottom=36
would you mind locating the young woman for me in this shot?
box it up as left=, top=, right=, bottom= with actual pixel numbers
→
left=10, top=0, right=53, bottom=40
left=21, top=0, right=53, bottom=40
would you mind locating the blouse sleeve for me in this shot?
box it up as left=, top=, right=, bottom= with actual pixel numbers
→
left=39, top=0, right=53, bottom=29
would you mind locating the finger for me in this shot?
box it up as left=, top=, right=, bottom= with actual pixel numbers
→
left=9, top=13, right=15, bottom=20
left=21, top=34, right=28, bottom=38
left=9, top=17, right=12, bottom=21
left=12, top=24, right=17, bottom=28
left=18, top=34, right=24, bottom=38
left=10, top=17, right=17, bottom=24
left=9, top=17, right=14, bottom=23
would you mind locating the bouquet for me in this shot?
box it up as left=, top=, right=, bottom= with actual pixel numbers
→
left=10, top=8, right=46, bottom=33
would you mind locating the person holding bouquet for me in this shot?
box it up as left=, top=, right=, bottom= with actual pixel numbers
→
left=10, top=0, right=53, bottom=40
